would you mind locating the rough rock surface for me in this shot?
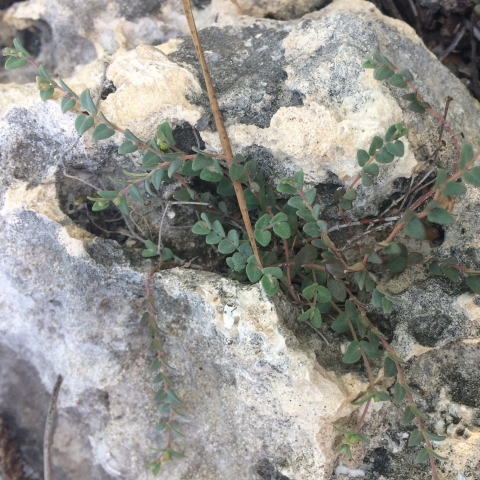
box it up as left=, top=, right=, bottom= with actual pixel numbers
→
left=0, top=0, right=329, bottom=85
left=1, top=0, right=480, bottom=479
left=0, top=184, right=365, bottom=479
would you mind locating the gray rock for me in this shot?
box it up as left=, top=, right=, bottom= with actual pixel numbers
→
left=1, top=1, right=480, bottom=479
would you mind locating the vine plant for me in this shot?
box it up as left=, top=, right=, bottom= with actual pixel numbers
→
left=4, top=8, right=480, bottom=479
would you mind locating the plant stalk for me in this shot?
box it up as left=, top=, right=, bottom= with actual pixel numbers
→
left=180, top=0, right=262, bottom=268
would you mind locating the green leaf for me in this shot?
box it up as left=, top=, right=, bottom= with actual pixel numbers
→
left=124, top=129, right=141, bottom=144
left=466, top=276, right=480, bottom=294
left=246, top=264, right=262, bottom=283
left=361, top=341, right=384, bottom=360
left=442, top=181, right=466, bottom=196
left=295, top=244, right=317, bottom=266
left=212, top=220, right=225, bottom=237
left=328, top=279, right=346, bottom=302
left=343, top=341, right=361, bottom=363
left=193, top=153, right=213, bottom=171
left=402, top=406, right=416, bottom=425
left=316, top=286, right=332, bottom=303
left=424, top=431, right=446, bottom=442
left=74, top=114, right=94, bottom=136
left=218, top=239, right=236, bottom=254
left=13, top=38, right=31, bottom=58
left=58, top=77, right=76, bottom=97
left=293, top=171, right=304, bottom=190
left=157, top=122, right=176, bottom=147
left=206, top=231, right=222, bottom=245
left=361, top=171, right=374, bottom=186
left=288, top=196, right=305, bottom=209
left=305, top=188, right=316, bottom=205
left=387, top=351, right=407, bottom=364
left=129, top=185, right=144, bottom=204
left=399, top=69, right=413, bottom=81
left=200, top=168, right=223, bottom=182
left=408, top=429, right=424, bottom=446
left=386, top=140, right=404, bottom=157
left=382, top=296, right=393, bottom=313
left=245, top=160, right=257, bottom=175
left=151, top=357, right=161, bottom=371
left=385, top=124, right=397, bottom=142
left=39, top=87, right=54, bottom=101
left=374, top=65, right=394, bottom=80
left=441, top=265, right=459, bottom=282
left=352, top=393, right=375, bottom=405
left=261, top=275, right=279, bottom=296
left=152, top=169, right=164, bottom=190
left=458, top=142, right=473, bottom=170
left=386, top=256, right=406, bottom=273
left=375, top=147, right=395, bottom=164
left=339, top=199, right=352, bottom=210
left=118, top=196, right=128, bottom=215
left=433, top=168, right=447, bottom=190
left=192, top=221, right=210, bottom=235
left=167, top=389, right=182, bottom=405
left=427, top=208, right=453, bottom=225
left=384, top=356, right=397, bottom=377
left=363, top=163, right=379, bottom=176
left=389, top=73, right=407, bottom=87
left=463, top=166, right=480, bottom=187
left=92, top=123, right=115, bottom=140
left=61, top=97, right=76, bottom=113
left=273, top=222, right=291, bottom=238
left=410, top=406, right=428, bottom=420
left=277, top=178, right=297, bottom=194
left=262, top=267, right=283, bottom=279
left=357, top=149, right=370, bottom=167
left=38, top=64, right=52, bottom=83
left=335, top=444, right=352, bottom=459
left=375, top=391, right=391, bottom=402
left=5, top=56, right=27, bottom=69
left=295, top=209, right=313, bottom=222
left=311, top=308, right=322, bottom=327
left=404, top=216, right=425, bottom=239
left=229, top=163, right=245, bottom=181
left=270, top=212, right=288, bottom=224
left=369, top=136, right=384, bottom=156
left=394, top=381, right=406, bottom=404
left=168, top=159, right=183, bottom=178
left=362, top=59, right=377, bottom=69
left=331, top=312, right=349, bottom=333
left=343, top=189, right=356, bottom=201
left=254, top=229, right=271, bottom=247
left=118, top=140, right=138, bottom=154
left=97, top=190, right=119, bottom=200
left=92, top=200, right=109, bottom=211
left=256, top=214, right=271, bottom=230
left=408, top=101, right=426, bottom=114
left=154, top=388, right=168, bottom=403
left=302, top=283, right=318, bottom=300
left=79, top=88, right=97, bottom=115
left=169, top=449, right=186, bottom=459
left=415, top=448, right=430, bottom=464
left=428, top=449, right=448, bottom=461
left=228, top=229, right=240, bottom=247
left=373, top=50, right=392, bottom=66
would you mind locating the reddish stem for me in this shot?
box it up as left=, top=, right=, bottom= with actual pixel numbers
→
left=356, top=398, right=372, bottom=431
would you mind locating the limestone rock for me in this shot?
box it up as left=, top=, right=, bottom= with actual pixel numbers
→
left=1, top=0, right=480, bottom=479
left=0, top=0, right=328, bottom=86
left=0, top=182, right=364, bottom=478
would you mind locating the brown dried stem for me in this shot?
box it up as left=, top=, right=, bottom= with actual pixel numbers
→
left=180, top=0, right=262, bottom=268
